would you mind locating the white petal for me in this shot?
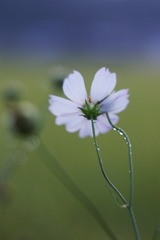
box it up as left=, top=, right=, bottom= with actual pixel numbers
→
left=49, top=95, right=80, bottom=116
left=95, top=114, right=119, bottom=134
left=108, top=113, right=119, bottom=125
left=66, top=115, right=84, bottom=133
left=101, top=89, right=129, bottom=114
left=55, top=110, right=85, bottom=133
left=95, top=114, right=112, bottom=134
left=79, top=119, right=94, bottom=138
left=90, top=67, right=117, bottom=103
left=63, top=70, right=87, bottom=104
left=78, top=114, right=119, bottom=138
left=55, top=113, right=79, bottom=125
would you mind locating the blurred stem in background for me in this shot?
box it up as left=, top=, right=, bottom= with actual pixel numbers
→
left=152, top=227, right=160, bottom=240
left=1, top=81, right=117, bottom=239
left=91, top=114, right=141, bottom=240
left=38, top=139, right=119, bottom=240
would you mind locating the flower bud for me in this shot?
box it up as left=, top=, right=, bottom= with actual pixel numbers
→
left=48, top=65, right=69, bottom=90
left=7, top=101, right=40, bottom=137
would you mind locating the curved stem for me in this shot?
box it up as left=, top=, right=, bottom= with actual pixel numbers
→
left=90, top=117, right=128, bottom=206
left=106, top=113, right=133, bottom=207
left=38, top=139, right=119, bottom=240
left=106, top=113, right=141, bottom=240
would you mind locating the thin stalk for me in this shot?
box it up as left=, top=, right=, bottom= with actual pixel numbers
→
left=106, top=113, right=141, bottom=240
left=106, top=113, right=133, bottom=207
left=90, top=117, right=127, bottom=206
left=37, top=139, right=119, bottom=240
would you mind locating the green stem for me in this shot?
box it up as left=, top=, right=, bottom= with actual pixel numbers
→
left=90, top=117, right=127, bottom=206
left=128, top=206, right=141, bottom=240
left=106, top=113, right=141, bottom=240
left=106, top=113, right=133, bottom=207
left=37, top=139, right=119, bottom=240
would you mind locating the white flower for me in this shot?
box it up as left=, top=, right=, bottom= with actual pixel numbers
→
left=49, top=67, right=129, bottom=138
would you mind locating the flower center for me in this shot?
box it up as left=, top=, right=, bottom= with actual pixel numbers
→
left=79, top=97, right=101, bottom=120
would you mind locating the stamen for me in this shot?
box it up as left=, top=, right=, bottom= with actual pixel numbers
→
left=88, top=97, right=91, bottom=103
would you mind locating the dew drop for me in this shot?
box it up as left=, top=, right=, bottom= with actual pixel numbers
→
left=119, top=131, right=123, bottom=136
left=121, top=204, right=128, bottom=208
left=97, top=146, right=100, bottom=151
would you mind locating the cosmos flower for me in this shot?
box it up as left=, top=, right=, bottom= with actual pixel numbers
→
left=49, top=67, right=129, bottom=138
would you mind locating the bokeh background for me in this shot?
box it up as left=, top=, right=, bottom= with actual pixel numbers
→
left=0, top=0, right=160, bottom=240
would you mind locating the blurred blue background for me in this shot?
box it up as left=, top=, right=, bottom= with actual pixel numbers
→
left=1, top=0, right=160, bottom=63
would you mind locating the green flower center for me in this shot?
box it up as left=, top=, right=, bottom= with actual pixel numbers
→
left=79, top=98, right=101, bottom=120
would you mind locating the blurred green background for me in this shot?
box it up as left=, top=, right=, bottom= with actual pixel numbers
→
left=0, top=59, right=160, bottom=240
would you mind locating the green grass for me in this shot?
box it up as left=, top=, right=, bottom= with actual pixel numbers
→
left=0, top=60, right=160, bottom=240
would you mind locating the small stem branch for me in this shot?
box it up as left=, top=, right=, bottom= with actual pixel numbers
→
left=90, top=117, right=127, bottom=206
left=106, top=113, right=133, bottom=207
left=106, top=113, right=141, bottom=240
